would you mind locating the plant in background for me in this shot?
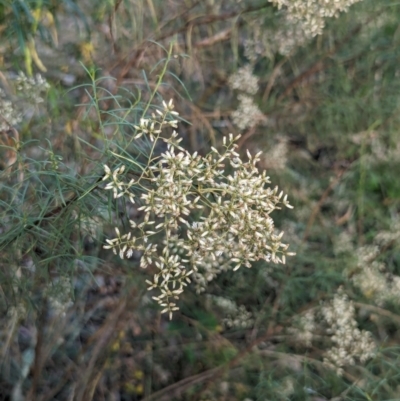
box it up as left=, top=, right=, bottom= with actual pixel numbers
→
left=102, top=99, right=295, bottom=318
left=0, top=88, right=21, bottom=131
left=0, top=72, right=49, bottom=130
left=229, top=65, right=265, bottom=131
left=0, top=0, right=83, bottom=75
left=289, top=289, right=376, bottom=376
left=3, top=0, right=400, bottom=399
left=344, top=221, right=400, bottom=306
left=230, top=0, right=365, bottom=137
left=268, top=0, right=364, bottom=38
left=321, top=290, right=376, bottom=374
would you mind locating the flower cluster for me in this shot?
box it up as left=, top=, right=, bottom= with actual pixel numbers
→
left=335, top=220, right=400, bottom=306
left=288, top=309, right=315, bottom=347
left=289, top=290, right=376, bottom=375
left=228, top=65, right=264, bottom=132
left=45, top=276, right=73, bottom=318
left=0, top=72, right=50, bottom=131
left=165, top=235, right=232, bottom=294
left=209, top=295, right=254, bottom=330
left=244, top=16, right=308, bottom=59
left=14, top=72, right=50, bottom=103
left=333, top=230, right=354, bottom=255
left=350, top=244, right=400, bottom=306
left=103, top=165, right=135, bottom=203
left=7, top=302, right=27, bottom=321
left=261, top=136, right=289, bottom=171
left=231, top=94, right=264, bottom=132
left=374, top=220, right=400, bottom=247
left=272, top=18, right=309, bottom=55
left=269, top=0, right=364, bottom=38
left=0, top=89, right=22, bottom=131
left=223, top=304, right=254, bottom=329
left=103, top=100, right=294, bottom=318
left=228, top=65, right=259, bottom=95
left=321, top=291, right=376, bottom=375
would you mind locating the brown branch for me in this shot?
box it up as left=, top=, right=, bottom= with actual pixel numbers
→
left=262, top=57, right=287, bottom=103
left=144, top=300, right=284, bottom=401
left=75, top=296, right=128, bottom=401
left=353, top=302, right=400, bottom=326
left=236, top=116, right=268, bottom=149
left=278, top=60, right=325, bottom=102
left=194, top=27, right=231, bottom=48
left=27, top=301, right=47, bottom=401
left=142, top=367, right=223, bottom=401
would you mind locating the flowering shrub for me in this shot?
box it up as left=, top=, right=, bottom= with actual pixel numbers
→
left=289, top=290, right=376, bottom=375
left=269, top=0, right=364, bottom=38
left=348, top=222, right=400, bottom=306
left=2, top=0, right=400, bottom=399
left=0, top=72, right=49, bottom=131
left=0, top=89, right=21, bottom=131
left=321, top=291, right=376, bottom=374
left=103, top=99, right=294, bottom=318
left=228, top=65, right=265, bottom=131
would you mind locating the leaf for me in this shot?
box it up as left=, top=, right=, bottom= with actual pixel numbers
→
left=27, top=37, right=47, bottom=72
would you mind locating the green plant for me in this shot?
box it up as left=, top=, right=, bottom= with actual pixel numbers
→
left=1, top=1, right=400, bottom=400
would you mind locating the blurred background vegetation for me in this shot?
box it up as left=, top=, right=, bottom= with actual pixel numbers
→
left=1, top=0, right=400, bottom=400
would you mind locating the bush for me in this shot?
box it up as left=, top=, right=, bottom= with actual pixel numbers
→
left=1, top=1, right=400, bottom=400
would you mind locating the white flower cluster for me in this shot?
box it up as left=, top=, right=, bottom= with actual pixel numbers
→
left=228, top=65, right=264, bottom=132
left=0, top=88, right=22, bottom=131
left=336, top=221, right=400, bottom=306
left=350, top=244, right=400, bottom=306
left=244, top=17, right=308, bottom=59
left=374, top=220, right=400, bottom=247
left=269, top=0, right=364, bottom=38
left=45, top=276, right=73, bottom=318
left=7, top=302, right=27, bottom=320
left=333, top=230, right=354, bottom=255
left=261, top=136, right=289, bottom=171
left=289, top=309, right=315, bottom=347
left=14, top=72, right=50, bottom=103
left=371, top=138, right=400, bottom=164
left=103, top=100, right=294, bottom=318
left=351, top=133, right=400, bottom=165
left=228, top=65, right=259, bottom=95
left=0, top=72, right=50, bottom=131
left=273, top=18, right=309, bottom=55
left=193, top=253, right=232, bottom=294
left=289, top=291, right=375, bottom=374
left=80, top=215, right=103, bottom=243
left=321, top=291, right=376, bottom=375
left=231, top=94, right=264, bottom=132
left=210, top=295, right=254, bottom=330
left=166, top=235, right=232, bottom=294
left=224, top=304, right=254, bottom=330
left=279, top=377, right=295, bottom=398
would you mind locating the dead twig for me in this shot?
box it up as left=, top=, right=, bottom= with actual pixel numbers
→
left=75, top=296, right=127, bottom=401
left=194, top=27, right=232, bottom=48
left=353, top=302, right=400, bottom=326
